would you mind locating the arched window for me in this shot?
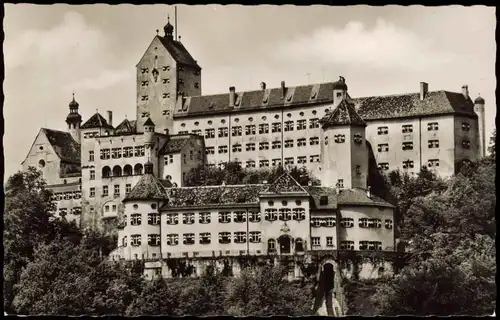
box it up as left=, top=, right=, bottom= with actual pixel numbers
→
left=134, top=163, right=143, bottom=175
left=268, top=239, right=276, bottom=252
left=295, top=238, right=304, bottom=252
left=102, top=166, right=111, bottom=178
left=112, top=165, right=122, bottom=177
left=123, top=165, right=133, bottom=176
left=38, top=159, right=45, bottom=169
left=166, top=175, right=172, bottom=180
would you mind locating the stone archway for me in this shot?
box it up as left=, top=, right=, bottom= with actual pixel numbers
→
left=313, top=258, right=345, bottom=316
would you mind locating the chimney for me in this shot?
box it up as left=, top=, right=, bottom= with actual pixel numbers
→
left=366, top=186, right=371, bottom=198
left=106, top=110, right=113, bottom=126
left=229, top=86, right=236, bottom=107
left=462, top=85, right=469, bottom=99
left=260, top=82, right=266, bottom=90
left=281, top=81, right=286, bottom=99
left=420, top=82, right=428, bottom=101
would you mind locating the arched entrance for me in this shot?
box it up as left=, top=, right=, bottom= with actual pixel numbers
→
left=313, top=258, right=344, bottom=316
left=278, top=235, right=292, bottom=254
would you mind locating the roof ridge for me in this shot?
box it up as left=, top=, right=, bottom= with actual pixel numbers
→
left=355, top=90, right=447, bottom=100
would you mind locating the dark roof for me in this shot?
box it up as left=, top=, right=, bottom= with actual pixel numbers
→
left=143, top=117, right=155, bottom=126
left=474, top=96, right=485, bottom=104
left=261, top=173, right=308, bottom=195
left=157, top=36, right=200, bottom=69
left=159, top=135, right=192, bottom=154
left=304, top=186, right=338, bottom=210
left=162, top=185, right=266, bottom=209
left=114, top=119, right=137, bottom=134
left=42, top=128, right=81, bottom=163
left=332, top=76, right=348, bottom=90
left=174, top=81, right=476, bottom=120
left=336, top=189, right=394, bottom=208
left=355, top=91, right=476, bottom=120
left=320, top=99, right=366, bottom=128
left=81, top=112, right=114, bottom=129
left=123, top=173, right=167, bottom=201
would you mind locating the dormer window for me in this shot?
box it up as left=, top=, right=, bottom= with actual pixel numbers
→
left=336, top=92, right=342, bottom=98
left=319, top=196, right=328, bottom=206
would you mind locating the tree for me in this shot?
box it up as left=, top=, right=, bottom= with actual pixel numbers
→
left=487, top=128, right=496, bottom=159
left=126, top=278, right=180, bottom=316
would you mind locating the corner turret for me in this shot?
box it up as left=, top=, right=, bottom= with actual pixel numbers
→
left=474, top=95, right=486, bottom=158
left=66, top=92, right=82, bottom=143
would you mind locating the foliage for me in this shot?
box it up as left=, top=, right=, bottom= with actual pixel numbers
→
left=488, top=128, right=496, bottom=159
left=185, top=161, right=321, bottom=187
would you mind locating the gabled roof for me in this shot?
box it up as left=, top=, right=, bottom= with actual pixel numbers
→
left=81, top=112, right=114, bottom=129
left=157, top=36, right=201, bottom=69
left=159, top=135, right=192, bottom=154
left=114, top=119, right=137, bottom=134
left=304, top=186, right=338, bottom=210
left=320, top=99, right=366, bottom=128
left=261, top=173, right=308, bottom=195
left=42, top=128, right=81, bottom=163
left=336, top=189, right=394, bottom=208
left=123, top=173, right=167, bottom=201
left=143, top=117, right=155, bottom=126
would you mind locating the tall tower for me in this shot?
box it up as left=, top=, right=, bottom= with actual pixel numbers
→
left=474, top=95, right=486, bottom=158
left=319, top=77, right=368, bottom=190
left=143, top=117, right=157, bottom=175
left=136, top=15, right=202, bottom=135
left=66, top=93, right=82, bottom=143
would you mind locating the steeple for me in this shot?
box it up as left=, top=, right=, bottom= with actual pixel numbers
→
left=66, top=92, right=82, bottom=143
left=164, top=15, right=174, bottom=40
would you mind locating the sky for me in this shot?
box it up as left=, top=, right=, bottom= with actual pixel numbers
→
left=3, top=4, right=496, bottom=180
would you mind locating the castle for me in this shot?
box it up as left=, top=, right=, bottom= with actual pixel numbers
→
left=21, top=17, right=486, bottom=288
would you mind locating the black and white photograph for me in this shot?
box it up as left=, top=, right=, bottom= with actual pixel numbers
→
left=2, top=4, right=496, bottom=316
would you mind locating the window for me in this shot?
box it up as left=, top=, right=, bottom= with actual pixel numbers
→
left=123, top=147, right=133, bottom=158
left=272, top=141, right=281, bottom=149
left=427, top=122, right=439, bottom=131
left=462, top=140, right=471, bottom=149
left=234, top=232, right=247, bottom=244
left=192, top=129, right=202, bottom=136
left=218, top=127, right=228, bottom=138
left=361, top=241, right=383, bottom=251
left=428, top=159, right=440, bottom=168
left=102, top=185, right=109, bottom=197
left=265, top=208, right=278, bottom=221
left=377, top=126, right=389, bottom=135
left=166, top=234, right=179, bottom=246
left=100, top=149, right=110, bottom=160
left=199, top=232, right=211, bottom=244
left=378, top=144, right=389, bottom=152
left=311, top=218, right=322, bottom=227
left=218, top=232, right=231, bottom=244
left=403, top=160, right=414, bottom=169
left=219, top=212, right=231, bottom=223
left=249, top=211, right=261, bottom=222
left=353, top=133, right=363, bottom=144
left=148, top=234, right=161, bottom=246
left=205, top=128, right=215, bottom=139
left=131, top=235, right=142, bottom=246
left=232, top=126, right=242, bottom=137
left=284, top=157, right=294, bottom=166
left=309, top=137, right=319, bottom=145
left=312, top=237, right=321, bottom=247
left=462, top=122, right=470, bottom=132
left=166, top=213, right=178, bottom=225
left=385, top=219, right=393, bottom=229
left=178, top=131, right=188, bottom=135
left=199, top=212, right=211, bottom=224
left=122, top=236, right=127, bottom=247
left=326, top=237, right=334, bottom=247
left=246, top=160, right=255, bottom=168
left=249, top=231, right=261, bottom=243
left=112, top=148, right=122, bottom=159
left=428, top=140, right=439, bottom=148
left=402, top=142, right=414, bottom=151
left=284, top=140, right=294, bottom=148
left=183, top=233, right=195, bottom=245
left=131, top=213, right=142, bottom=226
left=310, top=155, right=320, bottom=163
left=325, top=136, right=329, bottom=145
left=378, top=162, right=389, bottom=171
left=402, top=124, right=413, bottom=133
left=297, top=119, right=307, bottom=130
left=271, top=122, right=281, bottom=133
left=309, top=118, right=320, bottom=129
left=340, top=240, right=354, bottom=250
left=246, top=143, right=255, bottom=151
left=355, top=165, right=361, bottom=175
left=232, top=144, right=242, bottom=153
left=90, top=170, right=95, bottom=180
left=279, top=208, right=292, bottom=221
left=337, top=179, right=344, bottom=188
left=89, top=151, right=94, bottom=162
left=218, top=145, right=228, bottom=154
left=297, top=156, right=307, bottom=164
left=284, top=121, right=294, bottom=132
left=295, top=238, right=304, bottom=252
left=148, top=213, right=160, bottom=225
left=259, top=160, right=269, bottom=168
left=182, top=213, right=195, bottom=224
left=268, top=239, right=276, bottom=252
left=245, top=125, right=256, bottom=135
left=90, top=188, right=95, bottom=198
left=340, top=218, right=354, bottom=228
left=359, top=240, right=370, bottom=250
left=206, top=147, right=215, bottom=155
left=134, top=146, right=145, bottom=157
left=258, top=124, right=269, bottom=134
left=234, top=211, right=246, bottom=223
left=114, top=185, right=120, bottom=196
left=259, top=142, right=269, bottom=150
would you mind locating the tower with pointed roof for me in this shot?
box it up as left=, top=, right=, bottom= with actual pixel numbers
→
left=473, top=95, right=486, bottom=158
left=66, top=93, right=83, bottom=144
left=319, top=77, right=368, bottom=190
left=136, top=15, right=202, bottom=135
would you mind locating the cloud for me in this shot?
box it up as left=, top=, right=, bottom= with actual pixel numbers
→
left=274, top=18, right=458, bottom=71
